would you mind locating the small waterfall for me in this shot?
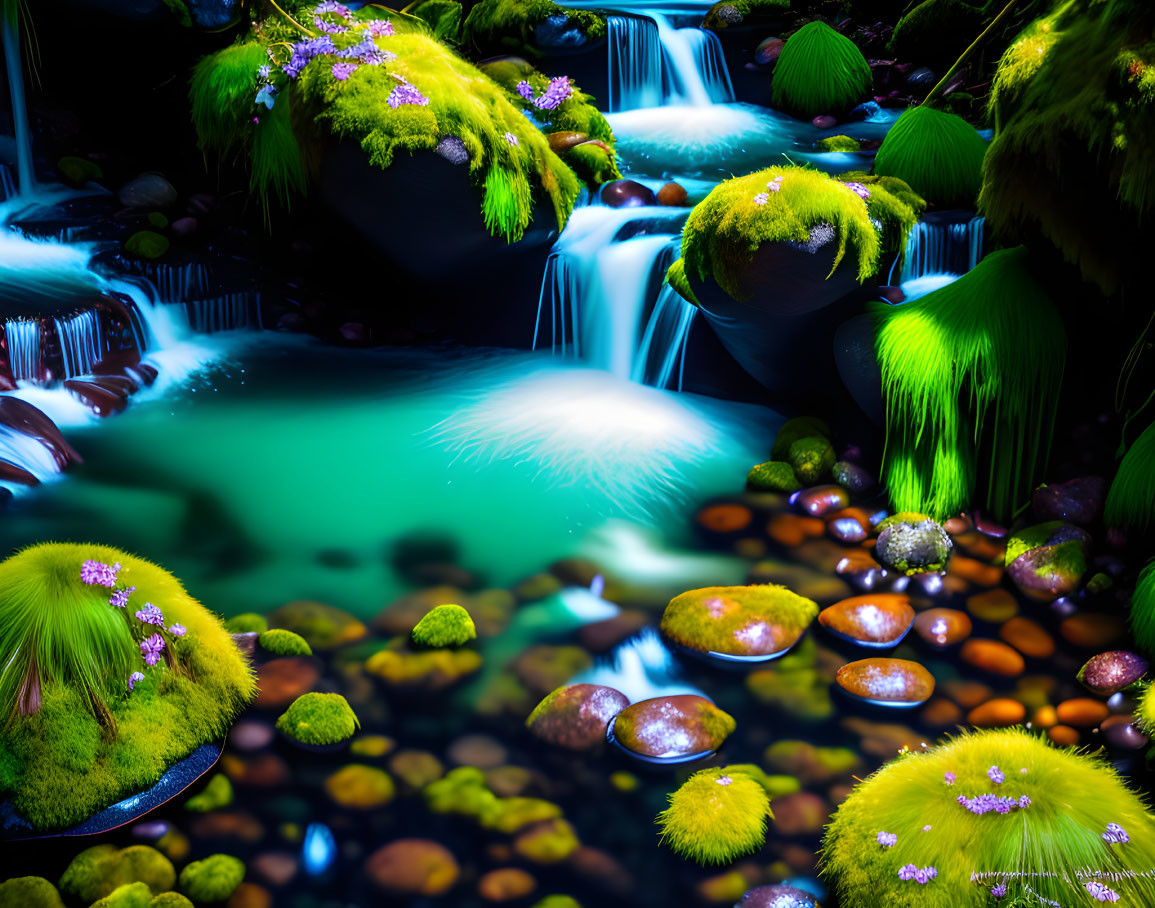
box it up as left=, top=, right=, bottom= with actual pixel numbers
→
left=651, top=13, right=733, bottom=107
left=569, top=627, right=703, bottom=702
left=112, top=258, right=214, bottom=303
left=899, top=215, right=985, bottom=283
left=608, top=16, right=664, bottom=112
left=4, top=319, right=41, bottom=380
left=189, top=292, right=262, bottom=333
left=631, top=281, right=698, bottom=390
left=0, top=164, right=15, bottom=201
left=2, top=15, right=35, bottom=195
left=0, top=422, right=61, bottom=480
left=54, top=310, right=103, bottom=379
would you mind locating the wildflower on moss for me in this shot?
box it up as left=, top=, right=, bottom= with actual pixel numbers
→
left=515, top=80, right=535, bottom=100
left=315, top=16, right=349, bottom=33
left=109, top=586, right=135, bottom=609
left=258, top=64, right=271, bottom=80
left=844, top=181, right=871, bottom=200
left=169, top=624, right=187, bottom=638
left=944, top=772, right=955, bottom=785
left=365, top=18, right=394, bottom=37
left=284, top=36, right=337, bottom=79
left=898, top=864, right=917, bottom=880
left=81, top=560, right=120, bottom=587
left=877, top=831, right=897, bottom=847
left=991, top=882, right=1007, bottom=898
left=922, top=825, right=931, bottom=831
left=504, top=132, right=519, bottom=147
left=1103, top=823, right=1129, bottom=845
left=754, top=192, right=768, bottom=205
left=135, top=604, right=164, bottom=626
left=332, top=62, right=358, bottom=81
left=314, top=0, right=353, bottom=32
left=140, top=634, right=165, bottom=667
left=988, top=765, right=1005, bottom=784
left=1019, top=795, right=1031, bottom=808
left=255, top=86, right=278, bottom=109
left=128, top=671, right=145, bottom=692
left=535, top=76, right=573, bottom=111
left=387, top=76, right=429, bottom=108
left=914, top=867, right=937, bottom=884
left=767, top=175, right=783, bottom=192
left=1087, top=881, right=1120, bottom=901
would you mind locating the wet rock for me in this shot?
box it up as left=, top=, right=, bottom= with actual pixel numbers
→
left=1078, top=651, right=1148, bottom=695
left=966, top=698, right=1026, bottom=727
left=818, top=594, right=914, bottom=647
left=874, top=514, right=953, bottom=575
left=1005, top=522, right=1090, bottom=601
left=788, top=437, right=836, bottom=483
left=832, top=460, right=873, bottom=492
left=913, top=608, right=972, bottom=647
left=267, top=600, right=367, bottom=649
left=188, top=811, right=263, bottom=842
left=1032, top=476, right=1104, bottom=525
left=119, top=173, right=178, bottom=209
left=221, top=752, right=291, bottom=787
left=434, top=136, right=470, bottom=165
left=1060, top=612, right=1125, bottom=648
left=611, top=694, right=735, bottom=761
left=767, top=513, right=825, bottom=546
left=811, top=115, right=838, bottom=129
left=526, top=684, right=629, bottom=751
left=827, top=514, right=867, bottom=543
left=942, top=679, right=992, bottom=709
left=1102, top=717, right=1149, bottom=750
left=770, top=791, right=829, bottom=835
left=0, top=459, right=39, bottom=485
left=835, top=658, right=935, bottom=705
left=365, top=644, right=482, bottom=691
left=601, top=179, right=656, bottom=208
left=228, top=882, right=271, bottom=908
left=478, top=868, right=536, bottom=901
left=170, top=216, right=197, bottom=237
left=656, top=182, right=688, bottom=206
left=904, top=67, right=936, bottom=90
left=254, top=658, right=319, bottom=709
left=1055, top=698, right=1109, bottom=727
left=999, top=616, right=1055, bottom=659
left=960, top=639, right=1026, bottom=676
left=921, top=697, right=962, bottom=726
left=548, top=131, right=589, bottom=153
left=795, top=484, right=849, bottom=518
left=696, top=501, right=754, bottom=535
left=1048, top=725, right=1080, bottom=746
left=661, top=584, right=818, bottom=659
left=64, top=380, right=129, bottom=417
left=0, top=397, right=81, bottom=468
left=251, top=853, right=297, bottom=887
left=325, top=764, right=395, bottom=808
left=513, top=818, right=580, bottom=864
left=579, top=610, right=648, bottom=652
left=966, top=588, right=1018, bottom=622
left=740, top=883, right=821, bottom=907
left=754, top=37, right=785, bottom=65
left=365, top=840, right=459, bottom=896
left=447, top=734, right=508, bottom=769
left=512, top=645, right=592, bottom=696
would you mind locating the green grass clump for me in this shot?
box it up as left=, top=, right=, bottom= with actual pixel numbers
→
left=666, top=166, right=880, bottom=304
left=411, top=603, right=477, bottom=648
left=177, top=855, right=244, bottom=904
left=0, top=543, right=256, bottom=830
left=462, top=0, right=606, bottom=51
left=1105, top=420, right=1155, bottom=535
left=874, top=246, right=1065, bottom=520
left=771, top=21, right=872, bottom=118
left=1129, top=561, right=1155, bottom=658
left=821, top=728, right=1155, bottom=906
left=0, top=876, right=64, bottom=908
left=409, top=0, right=463, bottom=43
left=258, top=628, right=313, bottom=657
left=873, top=106, right=988, bottom=207
left=657, top=766, right=772, bottom=864
left=276, top=692, right=360, bottom=746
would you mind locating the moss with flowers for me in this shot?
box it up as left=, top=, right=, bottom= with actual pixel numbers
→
left=462, top=0, right=607, bottom=55
left=191, top=2, right=588, bottom=242
left=821, top=728, right=1155, bottom=906
left=0, top=543, right=256, bottom=831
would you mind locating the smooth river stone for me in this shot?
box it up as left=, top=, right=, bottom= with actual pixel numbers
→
left=661, top=584, right=818, bottom=660
left=1055, top=697, right=1109, bottom=727
left=1078, top=651, right=1148, bottom=695
left=525, top=684, right=629, bottom=751
left=1007, top=544, right=1086, bottom=600
left=1032, top=476, right=1105, bottom=525
left=960, top=639, right=1026, bottom=676
left=818, top=594, right=914, bottom=647
left=795, top=485, right=850, bottom=518
left=966, top=698, right=1026, bottom=727
left=611, top=695, right=735, bottom=761
left=1060, top=612, right=1125, bottom=648
left=1101, top=716, right=1149, bottom=750
left=999, top=616, right=1055, bottom=660
left=835, top=658, right=935, bottom=706
left=740, top=883, right=820, bottom=908
left=914, top=608, right=972, bottom=647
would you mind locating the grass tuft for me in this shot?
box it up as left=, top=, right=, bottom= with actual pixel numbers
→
left=873, top=106, right=988, bottom=207
left=771, top=21, right=872, bottom=118
left=1130, top=561, right=1155, bottom=659
left=1104, top=419, right=1155, bottom=535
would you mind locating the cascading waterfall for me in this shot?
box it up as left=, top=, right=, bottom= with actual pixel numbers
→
left=2, top=13, right=35, bottom=195
left=651, top=12, right=732, bottom=106
left=607, top=16, right=664, bottom=112
left=0, top=163, right=15, bottom=201
left=54, top=310, right=103, bottom=379
left=895, top=215, right=985, bottom=299
left=632, top=279, right=697, bottom=390
left=4, top=319, right=40, bottom=380
left=189, top=293, right=262, bottom=333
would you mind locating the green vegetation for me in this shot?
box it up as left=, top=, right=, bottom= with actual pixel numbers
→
left=0, top=543, right=256, bottom=830
left=821, top=728, right=1155, bottom=906
left=59, top=845, right=175, bottom=904
left=409, top=0, right=463, bottom=43
left=91, top=882, right=153, bottom=908
left=657, top=766, right=773, bottom=864
left=223, top=612, right=267, bottom=634
left=747, top=460, right=802, bottom=492
left=1105, top=420, right=1155, bottom=535
left=411, top=603, right=477, bottom=647
left=771, top=21, right=872, bottom=118
left=666, top=166, right=881, bottom=304
left=1130, top=561, right=1155, bottom=658
left=987, top=12, right=1061, bottom=128
left=874, top=247, right=1064, bottom=520
left=873, top=106, right=988, bottom=207
left=276, top=691, right=360, bottom=746
left=889, top=0, right=986, bottom=65
left=177, top=855, right=244, bottom=904
left=184, top=772, right=233, bottom=812
left=462, top=0, right=606, bottom=52
left=702, top=0, right=790, bottom=29
left=788, top=435, right=835, bottom=483
left=258, top=627, right=313, bottom=656
left=124, top=231, right=170, bottom=260
left=816, top=135, right=861, bottom=152
left=772, top=416, right=831, bottom=459
left=0, top=876, right=64, bottom=908
left=836, top=171, right=926, bottom=256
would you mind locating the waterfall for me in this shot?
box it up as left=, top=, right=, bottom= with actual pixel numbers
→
left=608, top=16, right=664, bottom=112
left=112, top=258, right=213, bottom=303
left=2, top=15, right=35, bottom=195
left=896, top=215, right=985, bottom=300
left=0, top=163, right=14, bottom=201
left=54, top=310, right=103, bottom=379
left=189, top=293, right=262, bottom=333
left=4, top=319, right=40, bottom=380
left=651, top=13, right=733, bottom=107
left=632, top=281, right=697, bottom=390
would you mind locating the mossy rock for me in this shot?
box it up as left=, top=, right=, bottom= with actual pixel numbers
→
left=409, top=0, right=463, bottom=42
left=411, top=604, right=477, bottom=648
left=661, top=584, right=819, bottom=658
left=223, top=613, right=267, bottom=634
left=91, top=882, right=154, bottom=908
left=889, top=0, right=986, bottom=66
left=257, top=628, right=313, bottom=657
left=874, top=106, right=988, bottom=207
left=564, top=142, right=621, bottom=185
left=276, top=692, right=360, bottom=747
left=787, top=436, right=835, bottom=483
left=1, top=544, right=256, bottom=831
left=147, top=212, right=170, bottom=230
left=702, top=0, right=789, bottom=29
left=184, top=773, right=233, bottom=812
left=835, top=170, right=926, bottom=255
left=771, top=21, right=872, bottom=118
left=365, top=643, right=483, bottom=690
left=124, top=231, right=170, bottom=260
left=324, top=763, right=396, bottom=808
left=177, top=855, right=244, bottom=903
left=747, top=460, right=802, bottom=492
left=57, top=155, right=102, bottom=186
left=816, top=135, right=861, bottom=152
left=463, top=0, right=606, bottom=51
left=771, top=416, right=831, bottom=460
left=266, top=601, right=366, bottom=650
left=59, top=845, right=176, bottom=904
left=149, top=895, right=194, bottom=908
left=0, top=876, right=64, bottom=908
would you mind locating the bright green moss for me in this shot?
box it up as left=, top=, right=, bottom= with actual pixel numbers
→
left=747, top=460, right=802, bottom=492
left=816, top=135, right=861, bottom=152
left=59, top=845, right=175, bottom=904
left=564, top=142, right=621, bottom=184
left=821, top=728, right=1155, bottom=906
left=178, top=855, right=244, bottom=904
left=1130, top=561, right=1155, bottom=658
left=1136, top=674, right=1155, bottom=732
left=409, top=0, right=463, bottom=43
left=787, top=436, right=835, bottom=483
left=184, top=772, right=234, bottom=812
left=703, top=0, right=789, bottom=28
left=148, top=894, right=194, bottom=908
left=661, top=585, right=818, bottom=659
left=664, top=257, right=698, bottom=305
left=479, top=56, right=615, bottom=146
left=873, top=106, right=988, bottom=207
left=874, top=247, right=1065, bottom=520
left=657, top=767, right=772, bottom=864
left=91, top=882, right=153, bottom=908
left=771, top=21, right=872, bottom=118
left=836, top=170, right=925, bottom=256
left=668, top=166, right=880, bottom=304
left=257, top=628, right=313, bottom=657
left=480, top=796, right=563, bottom=833
left=0, top=544, right=256, bottom=830
left=1003, top=521, right=1071, bottom=565
left=988, top=14, right=1062, bottom=128
left=276, top=692, right=360, bottom=746
left=463, top=0, right=606, bottom=50
left=424, top=766, right=499, bottom=817
left=223, top=612, right=267, bottom=634
left=0, top=876, right=64, bottom=908
left=411, top=604, right=477, bottom=648
left=1105, top=420, right=1155, bottom=535
left=124, top=231, right=170, bottom=260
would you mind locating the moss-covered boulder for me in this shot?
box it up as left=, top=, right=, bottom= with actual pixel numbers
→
left=257, top=628, right=313, bottom=657
left=266, top=600, right=366, bottom=650
left=747, top=460, right=802, bottom=492
left=771, top=21, right=872, bottom=118
left=91, top=882, right=154, bottom=908
left=463, top=0, right=606, bottom=53
left=889, top=0, right=986, bottom=67
left=0, top=876, right=64, bottom=908
left=178, top=855, right=244, bottom=904
left=275, top=692, right=360, bottom=747
left=661, top=584, right=818, bottom=659
left=702, top=0, right=789, bottom=29
left=59, top=845, right=175, bottom=904
left=411, top=604, right=477, bottom=648
left=0, top=544, right=256, bottom=831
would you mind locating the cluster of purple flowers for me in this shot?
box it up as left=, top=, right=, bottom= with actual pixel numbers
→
left=515, top=76, right=573, bottom=111
left=897, top=864, right=937, bottom=884
left=135, top=603, right=165, bottom=626
left=944, top=771, right=956, bottom=785
left=1087, top=881, right=1120, bottom=902
left=366, top=18, right=394, bottom=37
left=1102, top=823, right=1129, bottom=845
left=314, top=1, right=353, bottom=33
left=876, top=831, right=897, bottom=847
left=331, top=62, right=358, bottom=82
left=990, top=882, right=1007, bottom=898
left=284, top=35, right=338, bottom=79
left=844, top=181, right=870, bottom=200
left=956, top=793, right=1031, bottom=815
left=988, top=765, right=1006, bottom=784
left=109, top=586, right=135, bottom=609
left=340, top=38, right=395, bottom=67
left=81, top=559, right=121, bottom=588
left=387, top=74, right=429, bottom=108
left=504, top=132, right=519, bottom=147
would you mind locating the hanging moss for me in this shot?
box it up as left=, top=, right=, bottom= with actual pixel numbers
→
left=836, top=170, right=926, bottom=256
left=665, top=166, right=881, bottom=304
left=462, top=0, right=606, bottom=52
left=873, top=106, right=988, bottom=207
left=987, top=12, right=1062, bottom=128
left=478, top=56, right=615, bottom=145
left=874, top=246, right=1065, bottom=521
left=980, top=0, right=1155, bottom=294
left=771, top=21, right=873, bottom=118
left=1105, top=420, right=1155, bottom=535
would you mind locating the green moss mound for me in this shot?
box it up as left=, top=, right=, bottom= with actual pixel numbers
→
left=657, top=766, right=772, bottom=864
left=223, top=612, right=267, bottom=634
left=184, top=772, right=233, bottom=812
left=821, top=728, right=1155, bottom=906
left=987, top=13, right=1062, bottom=127
left=276, top=691, right=360, bottom=746
left=178, top=855, right=244, bottom=904
left=816, top=134, right=861, bottom=152
left=92, top=882, right=153, bottom=908
left=874, top=246, right=1065, bottom=521
left=873, top=106, right=988, bottom=207
left=979, top=0, right=1155, bottom=294
left=0, top=876, right=64, bottom=908
left=257, top=628, right=313, bottom=656
left=771, top=416, right=831, bottom=459
left=462, top=0, right=606, bottom=52
left=149, top=894, right=194, bottom=908
left=1130, top=561, right=1155, bottom=658
left=409, top=0, right=463, bottom=43
left=0, top=543, right=256, bottom=830
left=124, top=231, right=170, bottom=260
left=666, top=166, right=880, bottom=304
left=836, top=170, right=925, bottom=256
left=747, top=460, right=802, bottom=492
left=59, top=845, right=175, bottom=904
left=788, top=436, right=835, bottom=483
left=411, top=603, right=477, bottom=647
left=771, top=21, right=872, bottom=118
left=1105, top=420, right=1155, bottom=535
left=703, top=0, right=789, bottom=29
left=889, top=0, right=985, bottom=66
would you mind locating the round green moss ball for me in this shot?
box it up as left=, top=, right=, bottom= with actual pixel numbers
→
left=747, top=461, right=802, bottom=492
left=184, top=773, right=234, bottom=812
left=149, top=895, right=194, bottom=908
left=59, top=845, right=175, bottom=904
left=771, top=21, right=872, bottom=118
left=787, top=436, right=835, bottom=483
left=258, top=628, right=313, bottom=657
left=771, top=416, right=831, bottom=460
left=91, top=882, right=153, bottom=908
left=223, top=612, right=268, bottom=634
left=276, top=692, right=360, bottom=746
left=124, top=230, right=170, bottom=260
left=657, top=767, right=771, bottom=864
left=0, top=876, right=64, bottom=908
left=411, top=604, right=477, bottom=648
left=177, top=855, right=244, bottom=903
left=816, top=135, right=861, bottom=152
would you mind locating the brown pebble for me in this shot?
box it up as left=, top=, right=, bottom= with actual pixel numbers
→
left=966, top=589, right=1019, bottom=623
left=768, top=513, right=825, bottom=546
left=697, top=503, right=753, bottom=534
left=254, top=658, right=320, bottom=708
left=942, top=679, right=993, bottom=709
left=999, top=617, right=1055, bottom=660
left=950, top=555, right=1003, bottom=587
left=914, top=608, right=972, bottom=647
left=795, top=485, right=850, bottom=518
left=960, top=639, right=1026, bottom=677
left=835, top=658, right=935, bottom=704
left=967, top=698, right=1026, bottom=727
left=656, top=182, right=688, bottom=206
left=1055, top=698, right=1109, bottom=727
left=1032, top=705, right=1058, bottom=728
left=365, top=839, right=459, bottom=896
left=1048, top=724, right=1080, bottom=746
left=818, top=594, right=914, bottom=646
left=921, top=698, right=962, bottom=726
left=771, top=791, right=830, bottom=835
left=228, top=883, right=272, bottom=908
left=447, top=734, right=508, bottom=768
left=1060, top=613, right=1125, bottom=648
left=478, top=868, right=536, bottom=902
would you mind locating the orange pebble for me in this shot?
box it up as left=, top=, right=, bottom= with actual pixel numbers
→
left=999, top=617, right=1056, bottom=659
left=922, top=698, right=963, bottom=726
left=827, top=507, right=873, bottom=532
left=960, top=639, right=1026, bottom=676
left=1060, top=613, right=1126, bottom=649
left=478, top=868, right=536, bottom=902
left=966, top=589, right=1019, bottom=623
left=942, top=679, right=993, bottom=709
left=967, top=698, right=1026, bottom=727
left=1048, top=725, right=1080, bottom=746
left=950, top=555, right=1003, bottom=587
left=1055, top=697, right=1110, bottom=727
left=698, top=503, right=753, bottom=534
left=1032, top=705, right=1058, bottom=728
left=767, top=512, right=824, bottom=546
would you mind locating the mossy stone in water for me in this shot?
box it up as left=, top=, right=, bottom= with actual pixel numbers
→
left=257, top=628, right=313, bottom=657
left=656, top=767, right=772, bottom=864
left=92, top=882, right=153, bottom=908
left=59, top=845, right=176, bottom=904
left=874, top=514, right=953, bottom=575
left=267, top=601, right=366, bottom=650
left=224, top=612, right=267, bottom=634
left=276, top=692, right=360, bottom=747
left=816, top=135, right=861, bottom=152
left=613, top=695, right=735, bottom=759
left=149, top=894, right=194, bottom=908
left=411, top=604, right=477, bottom=648
left=788, top=436, right=835, bottom=483
left=0, top=876, right=64, bottom=908
left=124, top=231, right=170, bottom=260
left=747, top=460, right=801, bottom=492
left=178, top=855, right=244, bottom=903
left=662, top=585, right=818, bottom=659
left=324, top=764, right=396, bottom=808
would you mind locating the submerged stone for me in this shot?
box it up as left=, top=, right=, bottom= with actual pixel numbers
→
left=832, top=460, right=873, bottom=492
left=1004, top=522, right=1090, bottom=600
left=874, top=514, right=953, bottom=575
left=526, top=684, right=629, bottom=751
left=913, top=607, right=972, bottom=647
left=960, top=639, right=1026, bottom=676
left=656, top=182, right=688, bottom=206
left=818, top=594, right=914, bottom=647
left=748, top=460, right=801, bottom=492
left=794, top=484, right=849, bottom=517
left=601, top=179, right=656, bottom=207
left=267, top=600, right=367, bottom=650
left=739, top=883, right=821, bottom=907
left=365, top=839, right=459, bottom=896
left=610, top=695, right=735, bottom=762
left=1078, top=651, right=1148, bottom=695
left=661, top=584, right=818, bottom=661
left=835, top=658, right=935, bottom=706
left=1032, top=476, right=1104, bottom=525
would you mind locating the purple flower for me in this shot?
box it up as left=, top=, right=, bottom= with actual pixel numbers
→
left=844, top=181, right=871, bottom=200
left=1018, top=796, right=1031, bottom=808
left=876, top=831, right=897, bottom=847
left=897, top=864, right=917, bottom=881
left=754, top=192, right=769, bottom=205
left=504, top=131, right=519, bottom=147
left=922, top=825, right=932, bottom=832
left=991, top=882, right=1007, bottom=898
left=168, top=624, right=187, bottom=638
left=140, top=634, right=166, bottom=667
left=1087, top=881, right=1120, bottom=902
left=135, top=603, right=164, bottom=626
left=314, top=15, right=349, bottom=33
left=128, top=671, right=145, bottom=692
left=515, top=80, right=535, bottom=100
left=988, top=765, right=1005, bottom=784
left=365, top=18, right=394, bottom=37
left=258, top=64, right=271, bottom=80
left=1103, top=823, right=1129, bottom=845
left=331, top=62, right=358, bottom=81
left=315, top=0, right=352, bottom=16
left=944, top=772, right=956, bottom=785
left=109, top=586, right=136, bottom=609
left=340, top=38, right=393, bottom=65
left=534, top=76, right=573, bottom=110
left=387, top=78, right=429, bottom=108
left=283, top=35, right=337, bottom=79
left=81, top=560, right=121, bottom=587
